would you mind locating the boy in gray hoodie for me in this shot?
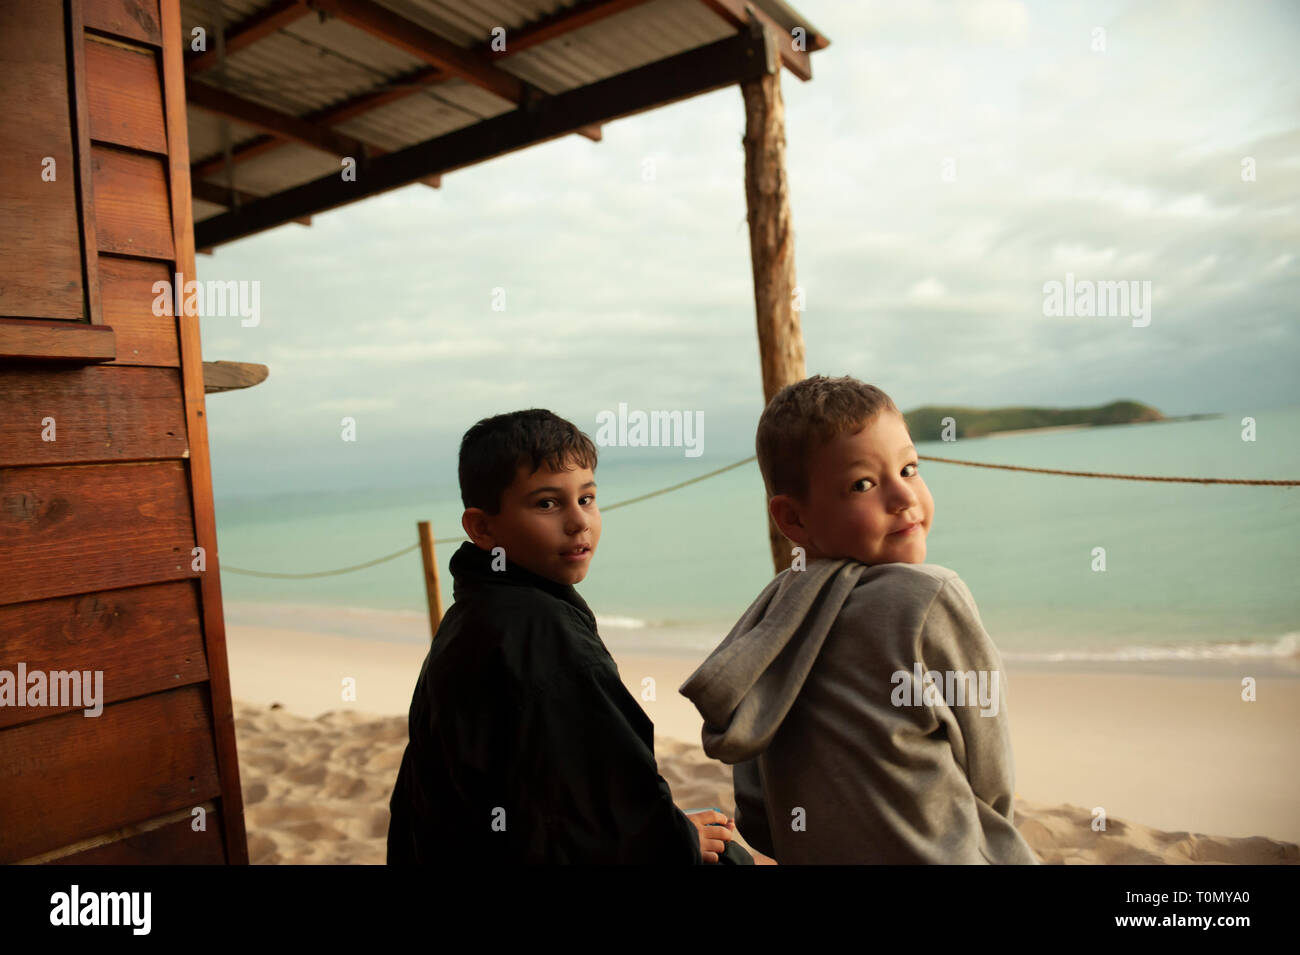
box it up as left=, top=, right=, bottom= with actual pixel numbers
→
left=680, top=375, right=1039, bottom=864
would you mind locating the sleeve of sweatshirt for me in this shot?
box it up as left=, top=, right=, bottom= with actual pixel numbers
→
left=508, top=614, right=703, bottom=865
left=917, top=574, right=1039, bottom=864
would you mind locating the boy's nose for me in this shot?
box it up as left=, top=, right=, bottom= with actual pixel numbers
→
left=888, top=481, right=919, bottom=511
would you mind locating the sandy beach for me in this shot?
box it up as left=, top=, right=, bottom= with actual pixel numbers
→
left=226, top=625, right=1300, bottom=865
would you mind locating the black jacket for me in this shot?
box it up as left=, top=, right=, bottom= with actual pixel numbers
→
left=387, top=541, right=701, bottom=864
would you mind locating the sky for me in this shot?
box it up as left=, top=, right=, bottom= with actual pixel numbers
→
left=196, top=0, right=1300, bottom=498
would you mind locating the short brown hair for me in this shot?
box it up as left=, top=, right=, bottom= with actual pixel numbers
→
left=756, top=375, right=900, bottom=500
left=459, top=409, right=597, bottom=514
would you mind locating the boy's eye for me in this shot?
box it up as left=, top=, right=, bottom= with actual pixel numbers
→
left=537, top=495, right=595, bottom=510
left=902, top=462, right=919, bottom=477
left=852, top=478, right=875, bottom=492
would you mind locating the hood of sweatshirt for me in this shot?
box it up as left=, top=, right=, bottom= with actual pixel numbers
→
left=679, top=557, right=868, bottom=764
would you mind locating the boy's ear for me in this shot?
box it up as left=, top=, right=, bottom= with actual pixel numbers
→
left=461, top=508, right=495, bottom=548
left=768, top=494, right=811, bottom=548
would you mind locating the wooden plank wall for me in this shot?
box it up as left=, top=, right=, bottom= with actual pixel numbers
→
left=0, top=0, right=247, bottom=864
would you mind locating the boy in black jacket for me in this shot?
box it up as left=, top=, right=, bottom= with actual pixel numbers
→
left=387, top=409, right=746, bottom=864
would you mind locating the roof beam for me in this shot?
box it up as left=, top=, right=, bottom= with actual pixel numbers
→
left=310, top=0, right=530, bottom=105
left=185, top=0, right=311, bottom=75
left=192, top=180, right=314, bottom=225
left=186, top=80, right=374, bottom=159
left=192, top=134, right=282, bottom=180
left=697, top=0, right=813, bottom=80
left=191, top=179, right=260, bottom=207
left=195, top=26, right=774, bottom=248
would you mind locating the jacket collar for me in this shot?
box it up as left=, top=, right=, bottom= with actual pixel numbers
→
left=449, top=541, right=596, bottom=626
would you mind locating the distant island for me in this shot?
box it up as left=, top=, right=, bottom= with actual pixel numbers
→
left=902, top=400, right=1189, bottom=441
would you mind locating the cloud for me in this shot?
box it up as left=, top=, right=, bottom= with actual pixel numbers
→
left=199, top=0, right=1300, bottom=495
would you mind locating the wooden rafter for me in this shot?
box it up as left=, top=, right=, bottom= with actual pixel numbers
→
left=195, top=27, right=774, bottom=248
left=185, top=0, right=310, bottom=75
left=186, top=80, right=374, bottom=159
left=310, top=0, right=529, bottom=104
left=488, top=0, right=657, bottom=57
left=187, top=21, right=603, bottom=187
left=191, top=66, right=444, bottom=180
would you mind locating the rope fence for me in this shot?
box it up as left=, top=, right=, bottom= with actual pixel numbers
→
left=221, top=452, right=1298, bottom=579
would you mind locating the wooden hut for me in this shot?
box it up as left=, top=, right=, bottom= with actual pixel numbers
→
left=0, top=0, right=827, bottom=864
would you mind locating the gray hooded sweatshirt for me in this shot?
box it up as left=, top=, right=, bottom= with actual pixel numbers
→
left=680, top=559, right=1039, bottom=865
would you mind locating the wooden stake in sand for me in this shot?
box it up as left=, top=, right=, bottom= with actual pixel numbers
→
left=742, top=16, right=808, bottom=576
left=417, top=521, right=445, bottom=638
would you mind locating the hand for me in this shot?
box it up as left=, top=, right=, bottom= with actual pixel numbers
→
left=685, top=809, right=735, bottom=863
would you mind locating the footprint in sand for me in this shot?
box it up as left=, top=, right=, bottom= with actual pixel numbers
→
left=286, top=762, right=328, bottom=786
left=283, top=819, right=350, bottom=842
left=323, top=773, right=369, bottom=799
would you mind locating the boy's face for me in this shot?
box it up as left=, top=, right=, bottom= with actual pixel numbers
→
left=771, top=411, right=934, bottom=567
left=463, top=458, right=601, bottom=586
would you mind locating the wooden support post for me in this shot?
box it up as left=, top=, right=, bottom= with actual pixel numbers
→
left=741, top=17, right=807, bottom=577
left=417, top=521, right=444, bottom=639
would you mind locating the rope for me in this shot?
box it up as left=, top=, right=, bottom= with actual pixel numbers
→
left=221, top=457, right=758, bottom=577
left=598, top=455, right=756, bottom=510
left=221, top=452, right=1298, bottom=578
left=918, top=455, right=1300, bottom=486
left=223, top=543, right=420, bottom=578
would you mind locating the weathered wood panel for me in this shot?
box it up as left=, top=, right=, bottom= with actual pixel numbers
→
left=0, top=1, right=84, bottom=321
left=0, top=686, right=221, bottom=863
left=83, top=0, right=162, bottom=46
left=160, top=0, right=251, bottom=865
left=100, top=254, right=180, bottom=366
left=0, top=461, right=197, bottom=606
left=0, top=580, right=208, bottom=730
left=47, top=811, right=227, bottom=864
left=91, top=145, right=174, bottom=259
left=86, top=35, right=167, bottom=154
left=0, top=319, right=115, bottom=362
left=0, top=365, right=188, bottom=467
left=70, top=0, right=106, bottom=327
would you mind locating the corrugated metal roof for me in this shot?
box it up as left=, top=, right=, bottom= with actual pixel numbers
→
left=504, top=0, right=734, bottom=94
left=208, top=141, right=343, bottom=196
left=180, top=0, right=266, bottom=35
left=187, top=21, right=432, bottom=117
left=187, top=110, right=263, bottom=164
left=185, top=0, right=828, bottom=228
left=331, top=78, right=510, bottom=151
left=368, top=0, right=575, bottom=48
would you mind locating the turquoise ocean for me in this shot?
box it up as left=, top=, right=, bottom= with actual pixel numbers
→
left=215, top=408, right=1300, bottom=675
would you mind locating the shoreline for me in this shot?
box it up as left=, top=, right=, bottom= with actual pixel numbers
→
left=222, top=601, right=1299, bottom=677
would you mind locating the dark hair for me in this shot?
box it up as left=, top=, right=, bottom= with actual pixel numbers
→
left=459, top=409, right=598, bottom=513
left=756, top=375, right=900, bottom=501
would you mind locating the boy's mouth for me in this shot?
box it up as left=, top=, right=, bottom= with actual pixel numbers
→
left=560, top=544, right=592, bottom=562
left=888, top=521, right=921, bottom=537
